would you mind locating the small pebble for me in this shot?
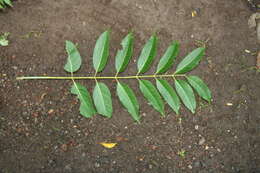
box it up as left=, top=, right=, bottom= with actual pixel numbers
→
left=94, top=162, right=100, bottom=168
left=48, top=159, right=56, bottom=167
left=199, top=137, right=206, bottom=145
left=188, top=165, right=192, bottom=169
left=65, top=164, right=72, bottom=171
left=245, top=49, right=251, bottom=53
left=12, top=66, right=18, bottom=70
left=226, top=103, right=233, bottom=106
left=195, top=125, right=199, bottom=130
left=194, top=161, right=202, bottom=168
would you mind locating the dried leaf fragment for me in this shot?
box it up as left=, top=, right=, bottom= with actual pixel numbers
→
left=191, top=10, right=197, bottom=17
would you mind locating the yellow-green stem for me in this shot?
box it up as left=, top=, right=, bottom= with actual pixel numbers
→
left=16, top=74, right=186, bottom=80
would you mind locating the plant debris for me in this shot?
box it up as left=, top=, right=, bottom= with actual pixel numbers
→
left=0, top=32, right=10, bottom=46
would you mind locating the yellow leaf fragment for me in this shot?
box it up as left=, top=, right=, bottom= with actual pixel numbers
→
left=191, top=10, right=197, bottom=17
left=100, top=142, right=117, bottom=148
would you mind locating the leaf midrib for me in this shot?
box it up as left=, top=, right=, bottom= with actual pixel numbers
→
left=158, top=45, right=175, bottom=71
left=66, top=41, right=80, bottom=73
left=189, top=77, right=210, bottom=99
left=191, top=79, right=204, bottom=93
left=120, top=83, right=137, bottom=114
left=177, top=81, right=193, bottom=108
left=95, top=33, right=108, bottom=72
left=159, top=81, right=175, bottom=104
left=118, top=39, right=131, bottom=72
left=96, top=83, right=108, bottom=114
left=177, top=49, right=203, bottom=72
left=122, top=40, right=132, bottom=66
left=143, top=81, right=162, bottom=109
left=73, top=83, right=89, bottom=108
left=139, top=37, right=155, bottom=72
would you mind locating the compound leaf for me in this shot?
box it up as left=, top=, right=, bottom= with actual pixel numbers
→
left=64, top=41, right=82, bottom=73
left=175, top=47, right=205, bottom=74
left=93, top=82, right=113, bottom=117
left=156, top=79, right=180, bottom=114
left=71, top=82, right=96, bottom=118
left=93, top=31, right=110, bottom=73
left=187, top=76, right=211, bottom=102
left=115, top=33, right=134, bottom=73
left=175, top=79, right=196, bottom=113
left=117, top=82, right=140, bottom=122
left=156, top=41, right=179, bottom=74
left=139, top=80, right=165, bottom=116
left=137, top=35, right=157, bottom=74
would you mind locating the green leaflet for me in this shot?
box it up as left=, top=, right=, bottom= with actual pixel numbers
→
left=71, top=82, right=96, bottom=118
left=93, top=31, right=110, bottom=73
left=115, top=33, right=134, bottom=73
left=137, top=35, right=157, bottom=74
left=139, top=80, right=165, bottom=116
left=175, top=47, right=205, bottom=74
left=0, top=0, right=12, bottom=7
left=4, top=0, right=12, bottom=6
left=156, top=79, right=180, bottom=114
left=175, top=79, right=196, bottom=113
left=64, top=41, right=82, bottom=73
left=93, top=82, right=113, bottom=117
left=156, top=41, right=179, bottom=74
left=117, top=82, right=140, bottom=122
left=187, top=76, right=211, bottom=102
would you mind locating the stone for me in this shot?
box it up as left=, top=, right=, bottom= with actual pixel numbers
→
left=199, top=137, right=206, bottom=145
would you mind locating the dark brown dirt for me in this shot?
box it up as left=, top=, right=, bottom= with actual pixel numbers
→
left=0, top=0, right=260, bottom=172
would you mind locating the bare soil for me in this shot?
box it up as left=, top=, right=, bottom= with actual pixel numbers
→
left=0, top=0, right=260, bottom=172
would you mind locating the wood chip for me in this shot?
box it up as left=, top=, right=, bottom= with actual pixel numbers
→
left=48, top=109, right=54, bottom=114
left=257, top=51, right=260, bottom=69
left=61, top=144, right=68, bottom=152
